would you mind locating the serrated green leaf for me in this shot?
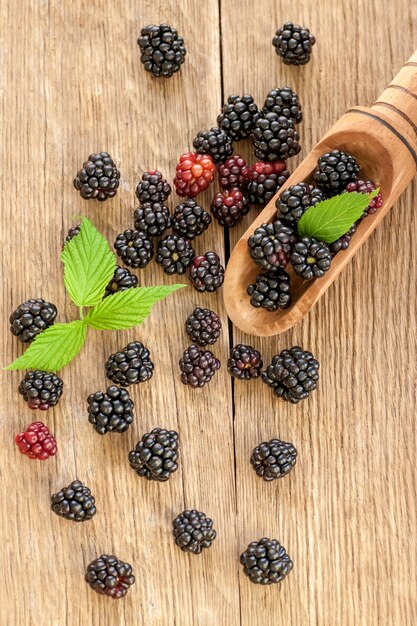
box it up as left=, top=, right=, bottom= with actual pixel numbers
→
left=85, top=285, right=186, bottom=330
left=297, top=189, right=379, bottom=243
left=61, top=217, right=116, bottom=307
left=6, top=321, right=87, bottom=372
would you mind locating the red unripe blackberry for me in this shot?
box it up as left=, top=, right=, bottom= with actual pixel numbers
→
left=211, top=188, right=249, bottom=227
left=15, top=421, right=57, bottom=460
left=218, top=154, right=251, bottom=190
left=248, top=160, right=290, bottom=205
left=173, top=153, right=216, bottom=197
left=346, top=180, right=383, bottom=215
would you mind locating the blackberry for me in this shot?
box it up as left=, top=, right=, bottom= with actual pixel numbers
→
left=189, top=252, right=225, bottom=292
left=193, top=127, right=233, bottom=163
left=172, top=199, right=211, bottom=240
left=263, top=87, right=302, bottom=123
left=248, top=161, right=290, bottom=205
left=272, top=22, right=316, bottom=65
left=217, top=94, right=261, bottom=141
left=247, top=270, right=291, bottom=311
left=290, top=237, right=332, bottom=280
left=211, top=188, right=249, bottom=227
left=85, top=555, right=135, bottom=599
left=73, top=152, right=120, bottom=201
left=179, top=345, right=220, bottom=388
left=15, top=421, right=57, bottom=460
left=104, top=266, right=138, bottom=298
left=129, top=428, right=179, bottom=482
left=64, top=224, right=81, bottom=244
left=227, top=344, right=263, bottom=380
left=313, top=149, right=360, bottom=194
left=156, top=234, right=194, bottom=275
left=262, top=346, right=320, bottom=403
left=250, top=439, right=297, bottom=481
left=137, top=23, right=186, bottom=78
left=172, top=510, right=216, bottom=554
left=135, top=170, right=171, bottom=204
left=185, top=307, right=221, bottom=347
left=240, top=538, right=293, bottom=585
left=18, top=370, right=64, bottom=410
left=114, top=229, right=153, bottom=269
left=276, top=183, right=324, bottom=225
left=253, top=112, right=300, bottom=162
left=346, top=180, right=383, bottom=215
left=87, top=386, right=134, bottom=434
left=218, top=154, right=251, bottom=189
left=248, top=219, right=296, bottom=271
left=174, top=153, right=216, bottom=198
left=329, top=224, right=357, bottom=255
left=51, top=480, right=96, bottom=522
left=105, top=341, right=154, bottom=387
left=10, top=298, right=57, bottom=343
left=134, top=202, right=172, bottom=237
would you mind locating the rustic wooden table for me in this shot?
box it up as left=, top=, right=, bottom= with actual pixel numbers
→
left=1, top=1, right=416, bottom=625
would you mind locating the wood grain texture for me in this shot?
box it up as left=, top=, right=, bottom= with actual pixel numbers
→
left=0, top=1, right=416, bottom=625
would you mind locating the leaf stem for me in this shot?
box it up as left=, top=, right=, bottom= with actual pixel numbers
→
left=79, top=306, right=84, bottom=320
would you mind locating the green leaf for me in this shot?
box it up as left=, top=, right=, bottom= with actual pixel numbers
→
left=61, top=217, right=116, bottom=307
left=297, top=189, right=379, bottom=243
left=85, top=285, right=186, bottom=330
left=6, top=321, right=87, bottom=372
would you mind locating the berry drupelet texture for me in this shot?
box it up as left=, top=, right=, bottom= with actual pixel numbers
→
left=290, top=237, right=332, bottom=280
left=211, top=188, right=249, bottom=227
left=276, top=183, right=324, bottom=225
left=217, top=94, right=261, bottom=141
left=240, top=538, right=293, bottom=585
left=346, top=179, right=383, bottom=215
left=51, top=480, right=96, bottom=522
left=193, top=127, right=233, bottom=163
left=114, top=229, right=153, bottom=269
left=247, top=270, right=291, bottom=311
left=218, top=154, right=251, bottom=189
left=10, top=298, right=57, bottom=343
left=137, top=23, right=186, bottom=78
left=313, top=149, right=360, bottom=194
left=134, top=202, right=172, bottom=237
left=15, top=421, right=57, bottom=460
left=172, top=510, right=216, bottom=554
left=185, top=307, right=221, bottom=347
left=250, top=439, right=297, bottom=481
left=172, top=199, right=211, bottom=240
left=329, top=224, right=357, bottom=255
left=85, top=555, right=135, bottom=599
left=18, top=370, right=64, bottom=410
left=64, top=224, right=81, bottom=244
left=262, top=346, right=320, bottom=403
left=272, top=22, right=316, bottom=65
left=156, top=234, right=194, bottom=274
left=248, top=160, right=290, bottom=205
left=173, top=153, right=216, bottom=197
left=253, top=112, right=300, bottom=162
left=87, top=386, right=134, bottom=434
left=179, top=345, right=220, bottom=388
left=227, top=344, right=263, bottom=380
left=129, top=428, right=179, bottom=482
left=135, top=170, right=171, bottom=204
left=248, top=219, right=296, bottom=271
left=73, top=152, right=120, bottom=201
left=263, top=87, right=302, bottom=123
left=189, top=252, right=225, bottom=292
left=104, top=266, right=138, bottom=298
left=106, top=341, right=154, bottom=387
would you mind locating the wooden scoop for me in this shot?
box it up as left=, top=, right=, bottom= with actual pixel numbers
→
left=224, top=51, right=417, bottom=337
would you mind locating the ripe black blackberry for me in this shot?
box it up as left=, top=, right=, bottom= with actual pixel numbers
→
left=217, top=94, right=261, bottom=141
left=87, top=386, right=134, bottom=434
left=227, top=344, right=263, bottom=380
left=276, top=183, right=324, bottom=225
left=104, top=266, right=138, bottom=298
left=137, top=23, right=186, bottom=78
left=272, top=22, right=316, bottom=65
left=240, top=538, right=293, bottom=585
left=51, top=480, right=96, bottom=522
left=253, top=112, right=300, bottom=162
left=156, top=234, right=194, bottom=275
left=134, top=202, right=172, bottom=237
left=290, top=237, right=332, bottom=279
left=313, top=149, right=360, bottom=194
left=218, top=154, right=251, bottom=189
left=185, top=307, right=221, bottom=347
left=189, top=252, right=225, bottom=292
left=329, top=224, right=357, bottom=255
left=135, top=170, right=171, bottom=204
left=73, top=152, right=120, bottom=201
left=129, top=428, right=179, bottom=482
left=179, top=345, right=220, bottom=388
left=106, top=341, right=154, bottom=387
left=248, top=161, right=290, bottom=205
left=247, top=270, right=291, bottom=311
left=248, top=219, right=296, bottom=271
left=193, top=127, right=233, bottom=163
left=262, top=346, right=320, bottom=403
left=250, top=439, right=297, bottom=481
left=263, top=87, right=302, bottom=123
left=18, top=370, right=64, bottom=410
left=211, top=188, right=249, bottom=227
left=85, top=555, right=135, bottom=599
left=65, top=224, right=81, bottom=244
left=10, top=298, right=58, bottom=343
left=172, top=199, right=211, bottom=240
left=114, top=229, right=153, bottom=269
left=172, top=509, right=216, bottom=554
